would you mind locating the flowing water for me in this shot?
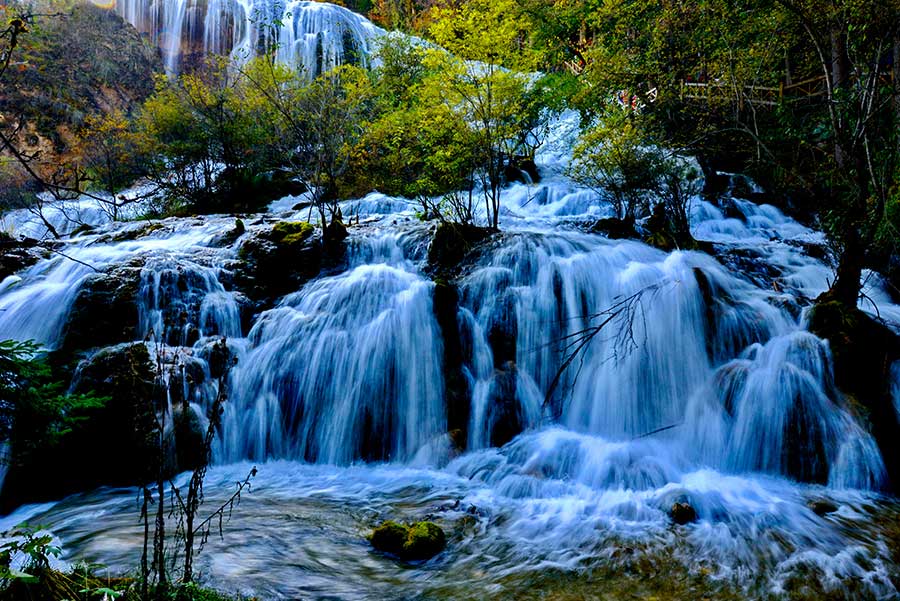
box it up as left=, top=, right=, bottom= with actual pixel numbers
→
left=2, top=7, right=900, bottom=596
left=111, top=0, right=382, bottom=73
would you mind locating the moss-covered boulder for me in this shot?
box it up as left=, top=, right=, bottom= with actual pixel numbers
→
left=403, top=522, right=447, bottom=560
left=368, top=521, right=408, bottom=556
left=231, top=220, right=324, bottom=307
left=270, top=220, right=314, bottom=246
left=368, top=520, right=447, bottom=561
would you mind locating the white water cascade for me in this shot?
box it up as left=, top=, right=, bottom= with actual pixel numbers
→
left=113, top=0, right=383, bottom=73
left=0, top=9, right=899, bottom=590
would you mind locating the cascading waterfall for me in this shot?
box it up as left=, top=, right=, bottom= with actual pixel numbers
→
left=218, top=232, right=447, bottom=464
left=0, top=20, right=899, bottom=592
left=114, top=0, right=383, bottom=74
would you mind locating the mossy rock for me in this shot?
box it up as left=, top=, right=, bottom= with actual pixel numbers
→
left=403, top=521, right=447, bottom=560
left=232, top=222, right=324, bottom=305
left=368, top=520, right=408, bottom=556
left=369, top=520, right=447, bottom=561
left=271, top=221, right=314, bottom=245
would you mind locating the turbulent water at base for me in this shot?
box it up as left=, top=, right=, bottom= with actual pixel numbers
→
left=3, top=14, right=900, bottom=593
left=114, top=0, right=382, bottom=73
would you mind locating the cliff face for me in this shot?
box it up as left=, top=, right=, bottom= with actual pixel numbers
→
left=0, top=3, right=161, bottom=173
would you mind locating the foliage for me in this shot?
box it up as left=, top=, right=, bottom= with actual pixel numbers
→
left=77, top=111, right=152, bottom=220
left=136, top=59, right=287, bottom=215
left=423, top=0, right=545, bottom=228
left=0, top=340, right=108, bottom=471
left=571, top=109, right=667, bottom=221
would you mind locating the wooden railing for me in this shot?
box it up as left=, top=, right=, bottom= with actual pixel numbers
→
left=680, top=73, right=894, bottom=108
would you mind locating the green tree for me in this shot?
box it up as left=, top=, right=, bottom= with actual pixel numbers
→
left=425, top=0, right=541, bottom=229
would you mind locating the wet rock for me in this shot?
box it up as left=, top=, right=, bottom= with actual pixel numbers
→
left=670, top=502, right=697, bottom=525
left=369, top=520, right=447, bottom=561
left=324, top=218, right=349, bottom=244
left=209, top=218, right=247, bottom=248
left=231, top=220, right=323, bottom=306
left=0, top=235, right=45, bottom=280
left=433, top=279, right=470, bottom=450
left=808, top=298, right=900, bottom=489
left=504, top=155, right=541, bottom=184
left=718, top=197, right=747, bottom=222
left=174, top=404, right=206, bottom=472
left=487, top=362, right=523, bottom=448
left=403, top=521, right=447, bottom=560
left=591, top=216, right=638, bottom=240
left=61, top=258, right=144, bottom=356
left=369, top=521, right=408, bottom=556
left=487, top=293, right=517, bottom=367
left=807, top=499, right=838, bottom=516
left=427, top=222, right=493, bottom=277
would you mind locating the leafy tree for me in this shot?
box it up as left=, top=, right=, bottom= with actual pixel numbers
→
left=137, top=59, right=285, bottom=214
left=76, top=111, right=151, bottom=220
left=571, top=108, right=666, bottom=221
left=425, top=0, right=541, bottom=229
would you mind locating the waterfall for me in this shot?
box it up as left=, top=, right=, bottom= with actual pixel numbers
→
left=218, top=232, right=447, bottom=464
left=1, top=104, right=899, bottom=597
left=114, top=0, right=383, bottom=74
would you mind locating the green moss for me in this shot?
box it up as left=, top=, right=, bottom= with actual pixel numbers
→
left=369, top=520, right=447, bottom=560
left=368, top=520, right=408, bottom=556
left=270, top=221, right=314, bottom=245
left=403, top=521, right=447, bottom=560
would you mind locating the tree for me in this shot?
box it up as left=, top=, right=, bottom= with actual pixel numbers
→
left=137, top=59, right=286, bottom=215
left=557, top=0, right=900, bottom=306
left=425, top=0, right=540, bottom=229
left=77, top=110, right=151, bottom=220
left=571, top=108, right=667, bottom=222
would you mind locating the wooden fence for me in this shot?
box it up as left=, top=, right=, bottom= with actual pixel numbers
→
left=680, top=73, right=895, bottom=108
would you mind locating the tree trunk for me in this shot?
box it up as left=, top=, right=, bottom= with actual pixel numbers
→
left=830, top=26, right=850, bottom=168
left=893, top=34, right=900, bottom=153
left=830, top=229, right=865, bottom=306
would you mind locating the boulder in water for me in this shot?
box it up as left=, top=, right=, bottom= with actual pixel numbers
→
left=368, top=520, right=447, bottom=561
left=591, top=216, right=638, bottom=239
left=808, top=297, right=900, bottom=489
left=368, top=521, right=408, bottom=556
left=807, top=499, right=838, bottom=516
left=403, top=522, right=447, bottom=560
left=232, top=220, right=323, bottom=306
left=61, top=258, right=144, bottom=357
left=670, top=502, right=697, bottom=525
left=0, top=235, right=45, bottom=280
left=427, top=222, right=493, bottom=277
